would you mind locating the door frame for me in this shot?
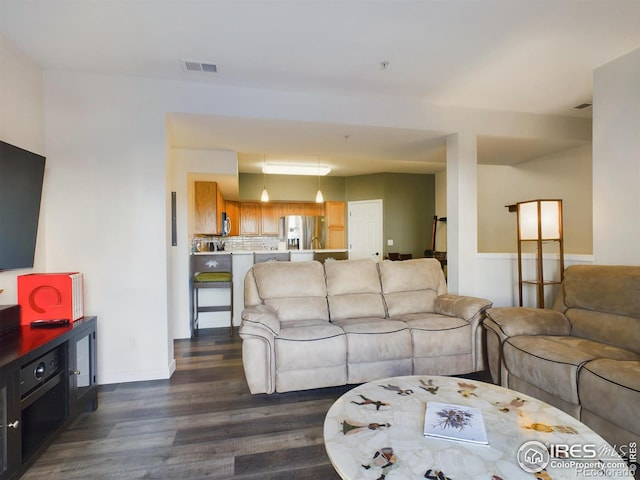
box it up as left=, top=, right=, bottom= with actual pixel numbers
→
left=347, top=199, right=383, bottom=260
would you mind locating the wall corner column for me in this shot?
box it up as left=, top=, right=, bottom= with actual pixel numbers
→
left=593, top=48, right=640, bottom=265
left=446, top=132, right=479, bottom=294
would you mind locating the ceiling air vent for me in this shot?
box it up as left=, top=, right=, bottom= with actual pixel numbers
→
left=574, top=103, right=592, bottom=110
left=182, top=60, right=217, bottom=73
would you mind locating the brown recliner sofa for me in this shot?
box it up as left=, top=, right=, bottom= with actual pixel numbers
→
left=483, top=265, right=640, bottom=450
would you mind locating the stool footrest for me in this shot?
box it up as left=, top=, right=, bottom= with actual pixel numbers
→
left=194, top=282, right=231, bottom=288
left=197, top=305, right=232, bottom=313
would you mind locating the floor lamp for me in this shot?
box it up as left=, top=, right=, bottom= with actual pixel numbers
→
left=516, top=199, right=564, bottom=308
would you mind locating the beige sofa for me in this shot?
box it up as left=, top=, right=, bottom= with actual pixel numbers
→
left=239, top=258, right=492, bottom=394
left=483, top=265, right=640, bottom=449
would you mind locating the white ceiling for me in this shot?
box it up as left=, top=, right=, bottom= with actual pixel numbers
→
left=2, top=0, right=639, bottom=175
left=166, top=113, right=449, bottom=175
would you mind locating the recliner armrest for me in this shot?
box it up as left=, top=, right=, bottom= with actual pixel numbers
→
left=435, top=294, right=493, bottom=322
left=484, top=307, right=570, bottom=339
left=239, top=304, right=281, bottom=337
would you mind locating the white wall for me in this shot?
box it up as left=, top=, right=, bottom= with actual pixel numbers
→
left=43, top=74, right=175, bottom=383
left=434, top=170, right=447, bottom=252
left=593, top=48, right=640, bottom=265
left=37, top=64, right=594, bottom=384
left=446, top=133, right=479, bottom=295
left=0, top=34, right=45, bottom=301
left=478, top=144, right=593, bottom=254
left=169, top=148, right=238, bottom=339
left=475, top=253, right=593, bottom=308
left=3, top=32, right=635, bottom=385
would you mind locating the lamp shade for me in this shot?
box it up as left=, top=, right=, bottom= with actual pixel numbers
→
left=518, top=199, right=562, bottom=240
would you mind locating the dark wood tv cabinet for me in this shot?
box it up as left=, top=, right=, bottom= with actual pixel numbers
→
left=0, top=316, right=97, bottom=480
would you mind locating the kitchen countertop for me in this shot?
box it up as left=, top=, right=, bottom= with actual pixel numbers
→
left=193, top=249, right=347, bottom=255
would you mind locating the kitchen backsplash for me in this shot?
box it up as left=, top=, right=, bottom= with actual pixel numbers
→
left=193, top=236, right=280, bottom=252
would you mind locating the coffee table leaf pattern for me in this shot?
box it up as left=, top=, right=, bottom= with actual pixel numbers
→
left=424, top=468, right=453, bottom=480
left=362, top=447, right=397, bottom=479
left=324, top=375, right=634, bottom=479
left=342, top=420, right=391, bottom=435
left=351, top=394, right=391, bottom=411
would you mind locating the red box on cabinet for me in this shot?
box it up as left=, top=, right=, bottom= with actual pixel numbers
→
left=17, top=273, right=84, bottom=324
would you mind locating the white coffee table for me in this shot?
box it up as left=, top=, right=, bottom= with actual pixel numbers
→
left=323, top=375, right=634, bottom=480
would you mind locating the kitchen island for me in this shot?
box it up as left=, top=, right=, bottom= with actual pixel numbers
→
left=191, top=249, right=348, bottom=328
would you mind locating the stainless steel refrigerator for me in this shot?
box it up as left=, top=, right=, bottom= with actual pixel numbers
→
left=280, top=215, right=326, bottom=250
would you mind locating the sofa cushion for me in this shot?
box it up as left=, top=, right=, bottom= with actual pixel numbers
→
left=504, top=336, right=594, bottom=404
left=579, top=359, right=640, bottom=439
left=252, top=261, right=329, bottom=322
left=561, top=265, right=640, bottom=319
left=396, top=313, right=472, bottom=357
left=333, top=318, right=411, bottom=363
left=275, top=321, right=346, bottom=371
left=378, top=258, right=445, bottom=316
left=328, top=293, right=386, bottom=321
left=325, top=259, right=386, bottom=320
left=504, top=335, right=640, bottom=404
left=325, top=258, right=381, bottom=295
left=264, top=297, right=329, bottom=324
left=567, top=309, right=640, bottom=355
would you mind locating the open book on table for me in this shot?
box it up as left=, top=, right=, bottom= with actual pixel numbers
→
left=423, top=401, right=488, bottom=445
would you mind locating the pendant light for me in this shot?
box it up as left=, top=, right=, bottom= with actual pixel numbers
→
left=315, top=158, right=324, bottom=203
left=261, top=155, right=269, bottom=202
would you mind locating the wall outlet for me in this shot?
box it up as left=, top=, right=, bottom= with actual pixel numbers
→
left=387, top=239, right=394, bottom=246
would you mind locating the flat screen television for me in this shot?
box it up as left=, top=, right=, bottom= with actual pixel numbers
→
left=0, top=140, right=46, bottom=271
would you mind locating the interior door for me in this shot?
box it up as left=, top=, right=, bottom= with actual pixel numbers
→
left=347, top=199, right=383, bottom=260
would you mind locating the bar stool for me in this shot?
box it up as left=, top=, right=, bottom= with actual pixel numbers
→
left=191, top=253, right=233, bottom=336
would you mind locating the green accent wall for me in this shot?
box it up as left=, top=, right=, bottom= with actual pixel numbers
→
left=239, top=172, right=435, bottom=258
left=346, top=173, right=435, bottom=259
left=239, top=173, right=345, bottom=202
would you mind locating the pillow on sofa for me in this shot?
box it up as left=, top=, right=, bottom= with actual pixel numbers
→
left=562, top=265, right=640, bottom=318
left=325, top=258, right=386, bottom=321
left=561, top=265, right=640, bottom=355
left=252, top=261, right=329, bottom=322
left=379, top=258, right=445, bottom=316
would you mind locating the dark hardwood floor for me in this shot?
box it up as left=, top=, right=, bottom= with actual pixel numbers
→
left=22, top=328, right=491, bottom=479
left=21, top=328, right=350, bottom=479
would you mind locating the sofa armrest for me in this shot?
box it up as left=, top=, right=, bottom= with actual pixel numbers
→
left=484, top=307, right=570, bottom=339
left=435, top=294, right=493, bottom=322
left=239, top=304, right=281, bottom=338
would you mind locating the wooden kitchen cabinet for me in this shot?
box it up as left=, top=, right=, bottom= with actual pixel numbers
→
left=194, top=181, right=224, bottom=235
left=280, top=202, right=303, bottom=216
left=239, top=202, right=261, bottom=235
left=238, top=201, right=337, bottom=237
left=261, top=203, right=281, bottom=236
left=303, top=203, right=323, bottom=216
left=239, top=202, right=281, bottom=236
left=325, top=201, right=346, bottom=249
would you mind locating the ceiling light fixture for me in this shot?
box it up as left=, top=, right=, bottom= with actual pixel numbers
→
left=315, top=157, right=324, bottom=203
left=263, top=164, right=331, bottom=176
